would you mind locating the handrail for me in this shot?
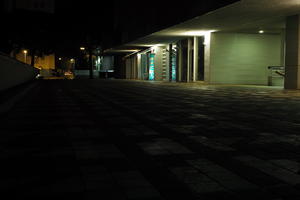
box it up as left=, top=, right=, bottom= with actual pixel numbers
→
left=268, top=66, right=285, bottom=70
left=268, top=66, right=285, bottom=77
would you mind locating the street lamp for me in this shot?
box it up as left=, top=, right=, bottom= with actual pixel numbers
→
left=80, top=47, right=85, bottom=51
left=23, top=50, right=28, bottom=64
left=70, top=58, right=76, bottom=72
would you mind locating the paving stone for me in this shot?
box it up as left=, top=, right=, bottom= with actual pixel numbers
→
left=235, top=156, right=300, bottom=185
left=80, top=165, right=115, bottom=191
left=73, top=144, right=126, bottom=160
left=251, top=133, right=300, bottom=146
left=170, top=167, right=227, bottom=194
left=188, top=159, right=258, bottom=191
left=189, top=136, right=236, bottom=151
left=3, top=79, right=300, bottom=199
left=112, top=171, right=163, bottom=199
left=139, top=138, right=193, bottom=156
left=269, top=159, right=300, bottom=174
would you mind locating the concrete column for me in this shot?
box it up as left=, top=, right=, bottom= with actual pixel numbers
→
left=285, top=15, right=300, bottom=89
left=204, top=33, right=212, bottom=83
left=125, top=58, right=130, bottom=79
left=137, top=54, right=142, bottom=80
left=187, top=38, right=193, bottom=82
left=193, top=36, right=199, bottom=82
left=169, top=44, right=173, bottom=82
left=134, top=56, right=138, bottom=79
left=131, top=58, right=134, bottom=79
left=280, top=29, right=286, bottom=67
left=177, top=42, right=182, bottom=82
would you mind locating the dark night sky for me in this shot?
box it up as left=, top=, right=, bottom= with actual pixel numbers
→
left=55, top=0, right=239, bottom=47
left=56, top=0, right=239, bottom=31
left=0, top=0, right=239, bottom=55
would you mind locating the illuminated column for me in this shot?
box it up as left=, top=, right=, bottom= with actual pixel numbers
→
left=187, top=38, right=193, bottom=82
left=285, top=15, right=300, bottom=89
left=204, top=32, right=212, bottom=83
left=149, top=53, right=155, bottom=81
left=137, top=53, right=142, bottom=80
left=169, top=44, right=173, bottom=81
left=177, top=43, right=182, bottom=82
left=133, top=56, right=136, bottom=79
left=193, top=36, right=199, bottom=82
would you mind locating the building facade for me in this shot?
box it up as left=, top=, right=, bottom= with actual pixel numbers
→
left=107, top=0, right=299, bottom=89
left=13, top=50, right=56, bottom=77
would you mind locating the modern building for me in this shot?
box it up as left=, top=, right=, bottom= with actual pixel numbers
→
left=105, top=0, right=300, bottom=89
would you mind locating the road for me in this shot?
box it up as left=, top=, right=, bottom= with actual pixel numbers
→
left=2, top=79, right=300, bottom=200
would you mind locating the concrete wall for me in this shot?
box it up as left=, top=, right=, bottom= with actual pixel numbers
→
left=209, top=33, right=282, bottom=85
left=0, top=54, right=39, bottom=92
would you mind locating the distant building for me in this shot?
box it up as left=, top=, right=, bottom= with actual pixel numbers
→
left=3, top=0, right=55, bottom=14
left=13, top=50, right=56, bottom=77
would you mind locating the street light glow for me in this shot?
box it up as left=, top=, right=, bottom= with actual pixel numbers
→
left=80, top=47, right=85, bottom=51
left=23, top=50, right=28, bottom=64
left=259, top=30, right=264, bottom=34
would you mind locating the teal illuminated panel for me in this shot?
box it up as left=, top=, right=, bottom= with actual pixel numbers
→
left=171, top=54, right=176, bottom=81
left=149, top=53, right=155, bottom=80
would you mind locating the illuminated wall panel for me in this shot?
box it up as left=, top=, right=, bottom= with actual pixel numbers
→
left=149, top=53, right=155, bottom=80
left=210, top=33, right=282, bottom=85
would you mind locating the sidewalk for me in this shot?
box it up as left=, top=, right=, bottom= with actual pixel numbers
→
left=1, top=79, right=300, bottom=199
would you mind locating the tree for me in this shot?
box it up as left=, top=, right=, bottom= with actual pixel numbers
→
left=2, top=10, right=56, bottom=65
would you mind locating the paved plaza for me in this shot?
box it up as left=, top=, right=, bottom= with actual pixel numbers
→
left=1, top=79, right=300, bottom=199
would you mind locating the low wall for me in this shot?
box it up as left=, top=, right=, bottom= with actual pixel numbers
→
left=0, top=53, right=39, bottom=92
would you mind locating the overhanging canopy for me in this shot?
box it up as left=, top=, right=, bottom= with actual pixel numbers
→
left=105, top=0, right=300, bottom=53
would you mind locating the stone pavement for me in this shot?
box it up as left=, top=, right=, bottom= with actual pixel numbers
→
left=1, top=79, right=300, bottom=199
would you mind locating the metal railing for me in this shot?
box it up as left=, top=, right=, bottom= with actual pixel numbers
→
left=268, top=66, right=285, bottom=86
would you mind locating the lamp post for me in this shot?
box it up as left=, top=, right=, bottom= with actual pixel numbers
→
left=70, top=58, right=75, bottom=68
left=23, top=50, right=28, bottom=64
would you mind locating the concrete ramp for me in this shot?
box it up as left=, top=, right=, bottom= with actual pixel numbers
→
left=0, top=53, right=39, bottom=92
